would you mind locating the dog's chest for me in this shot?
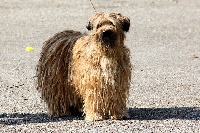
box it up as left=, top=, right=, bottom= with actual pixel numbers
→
left=73, top=42, right=122, bottom=87
left=99, top=56, right=117, bottom=85
left=85, top=44, right=118, bottom=75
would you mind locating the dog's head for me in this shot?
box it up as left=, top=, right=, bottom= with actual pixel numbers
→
left=86, top=12, right=130, bottom=47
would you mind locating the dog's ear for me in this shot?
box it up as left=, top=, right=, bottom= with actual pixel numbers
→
left=86, top=21, right=93, bottom=30
left=86, top=12, right=104, bottom=31
left=122, top=17, right=130, bottom=32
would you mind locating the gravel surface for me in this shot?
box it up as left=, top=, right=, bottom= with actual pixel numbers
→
left=0, top=0, right=200, bottom=132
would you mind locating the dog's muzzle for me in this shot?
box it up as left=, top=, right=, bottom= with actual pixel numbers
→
left=101, top=30, right=116, bottom=47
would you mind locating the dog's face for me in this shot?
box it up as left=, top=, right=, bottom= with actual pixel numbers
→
left=86, top=12, right=130, bottom=47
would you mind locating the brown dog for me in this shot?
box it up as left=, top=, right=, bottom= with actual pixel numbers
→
left=36, top=12, right=131, bottom=121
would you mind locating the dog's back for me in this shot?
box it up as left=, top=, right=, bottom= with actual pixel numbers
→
left=36, top=30, right=84, bottom=116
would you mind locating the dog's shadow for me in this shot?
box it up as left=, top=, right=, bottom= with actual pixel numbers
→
left=0, top=113, right=83, bottom=125
left=128, top=107, right=200, bottom=120
left=0, top=107, right=199, bottom=125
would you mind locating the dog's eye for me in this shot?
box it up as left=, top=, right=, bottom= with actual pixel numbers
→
left=97, top=23, right=102, bottom=29
left=109, top=22, right=114, bottom=26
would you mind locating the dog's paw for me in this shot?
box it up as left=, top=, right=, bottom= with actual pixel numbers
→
left=111, top=112, right=130, bottom=120
left=85, top=114, right=104, bottom=121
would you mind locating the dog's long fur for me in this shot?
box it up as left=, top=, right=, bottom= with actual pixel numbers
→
left=36, top=12, right=131, bottom=121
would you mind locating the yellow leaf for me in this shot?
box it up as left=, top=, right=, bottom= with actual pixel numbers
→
left=25, top=46, right=34, bottom=52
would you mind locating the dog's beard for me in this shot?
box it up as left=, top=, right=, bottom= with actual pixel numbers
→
left=100, top=30, right=116, bottom=48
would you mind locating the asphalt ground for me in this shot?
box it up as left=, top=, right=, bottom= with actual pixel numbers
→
left=0, top=0, right=199, bottom=132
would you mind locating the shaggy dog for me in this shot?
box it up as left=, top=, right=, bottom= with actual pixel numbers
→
left=36, top=12, right=131, bottom=121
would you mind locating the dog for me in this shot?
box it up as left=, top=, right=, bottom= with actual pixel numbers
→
left=36, top=12, right=131, bottom=121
